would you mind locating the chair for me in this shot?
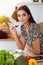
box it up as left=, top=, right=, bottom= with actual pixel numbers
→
left=38, top=22, right=43, bottom=31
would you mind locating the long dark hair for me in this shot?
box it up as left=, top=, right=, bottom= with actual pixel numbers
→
left=17, top=5, right=36, bottom=23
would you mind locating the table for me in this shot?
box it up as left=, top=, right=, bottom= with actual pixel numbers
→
left=0, top=39, right=18, bottom=52
left=0, top=39, right=43, bottom=65
left=38, top=62, right=43, bottom=65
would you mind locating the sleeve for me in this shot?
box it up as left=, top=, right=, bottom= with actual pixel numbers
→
left=29, top=23, right=40, bottom=41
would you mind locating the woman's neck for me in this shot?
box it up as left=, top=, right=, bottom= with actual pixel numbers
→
left=24, top=21, right=30, bottom=29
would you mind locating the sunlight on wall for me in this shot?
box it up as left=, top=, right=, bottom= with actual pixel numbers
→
left=0, top=0, right=32, bottom=16
left=0, top=0, right=16, bottom=16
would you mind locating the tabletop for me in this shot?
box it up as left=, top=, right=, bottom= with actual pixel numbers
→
left=38, top=62, right=43, bottom=65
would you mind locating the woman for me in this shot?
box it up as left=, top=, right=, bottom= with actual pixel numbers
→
left=9, top=5, right=43, bottom=55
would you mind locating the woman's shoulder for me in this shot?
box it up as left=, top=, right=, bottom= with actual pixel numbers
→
left=29, top=23, right=39, bottom=30
left=30, top=23, right=38, bottom=27
left=30, top=23, right=43, bottom=33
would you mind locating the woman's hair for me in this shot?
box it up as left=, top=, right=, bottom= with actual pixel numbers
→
left=11, top=6, right=18, bottom=21
left=17, top=5, right=36, bottom=23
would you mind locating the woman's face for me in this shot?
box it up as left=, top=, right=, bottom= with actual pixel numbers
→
left=17, top=10, right=30, bottom=25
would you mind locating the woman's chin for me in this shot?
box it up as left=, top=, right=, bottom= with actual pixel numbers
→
left=21, top=22, right=26, bottom=25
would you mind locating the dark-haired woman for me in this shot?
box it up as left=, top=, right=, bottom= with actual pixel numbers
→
left=9, top=5, right=43, bottom=55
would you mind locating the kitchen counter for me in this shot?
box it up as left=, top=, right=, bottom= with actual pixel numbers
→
left=0, top=38, right=15, bottom=41
left=0, top=39, right=43, bottom=65
left=38, top=62, right=43, bottom=65
left=0, top=39, right=18, bottom=52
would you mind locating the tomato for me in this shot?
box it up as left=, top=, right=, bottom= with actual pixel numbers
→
left=25, top=56, right=32, bottom=60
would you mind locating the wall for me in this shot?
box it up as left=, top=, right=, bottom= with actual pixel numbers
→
left=27, top=4, right=43, bottom=23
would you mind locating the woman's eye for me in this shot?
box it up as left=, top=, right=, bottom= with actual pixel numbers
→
left=23, top=14, right=26, bottom=16
left=17, top=14, right=26, bottom=17
left=17, top=15, right=20, bottom=17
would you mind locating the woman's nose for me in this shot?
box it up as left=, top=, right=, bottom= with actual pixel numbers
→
left=20, top=16, right=23, bottom=20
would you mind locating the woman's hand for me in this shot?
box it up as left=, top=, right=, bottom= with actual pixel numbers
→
left=8, top=23, right=17, bottom=35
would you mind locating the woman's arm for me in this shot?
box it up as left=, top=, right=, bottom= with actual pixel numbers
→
left=28, top=23, right=41, bottom=55
left=9, top=23, right=26, bottom=50
left=32, top=38, right=40, bottom=54
left=13, top=33, right=26, bottom=50
left=27, top=38, right=40, bottom=55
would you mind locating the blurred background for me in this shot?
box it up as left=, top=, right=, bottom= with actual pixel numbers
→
left=0, top=0, right=43, bottom=23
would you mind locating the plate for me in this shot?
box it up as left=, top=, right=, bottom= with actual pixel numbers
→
left=32, top=55, right=43, bottom=62
left=37, top=59, right=43, bottom=62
